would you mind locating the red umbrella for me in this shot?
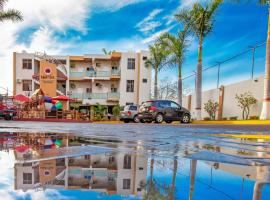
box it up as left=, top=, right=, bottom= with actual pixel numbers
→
left=13, top=94, right=31, bottom=103
left=15, top=145, right=30, bottom=153
left=52, top=95, right=72, bottom=101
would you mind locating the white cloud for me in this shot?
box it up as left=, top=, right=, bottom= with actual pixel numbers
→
left=179, top=0, right=210, bottom=9
left=142, top=25, right=176, bottom=44
left=136, top=9, right=163, bottom=34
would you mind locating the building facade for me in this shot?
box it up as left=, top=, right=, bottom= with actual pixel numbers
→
left=13, top=51, right=152, bottom=109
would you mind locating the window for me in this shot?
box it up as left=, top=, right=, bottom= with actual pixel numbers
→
left=22, top=80, right=32, bottom=91
left=86, top=88, right=92, bottom=93
left=96, top=63, right=101, bottom=67
left=112, top=66, right=118, bottom=70
left=109, top=156, right=115, bottom=164
left=126, top=80, right=134, bottom=92
left=123, top=155, right=131, bottom=169
left=171, top=101, right=181, bottom=108
left=123, top=179, right=131, bottom=189
left=22, top=59, right=32, bottom=69
left=129, top=105, right=137, bottom=111
left=143, top=56, right=147, bottom=60
left=23, top=173, right=32, bottom=184
left=111, top=84, right=117, bottom=93
left=127, top=58, right=135, bottom=69
left=158, top=101, right=170, bottom=108
left=142, top=78, right=147, bottom=83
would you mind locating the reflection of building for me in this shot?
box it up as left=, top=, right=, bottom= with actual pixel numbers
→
left=14, top=152, right=148, bottom=197
left=13, top=51, right=151, bottom=108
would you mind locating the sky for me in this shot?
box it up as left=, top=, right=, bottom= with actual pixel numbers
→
left=0, top=0, right=269, bottom=95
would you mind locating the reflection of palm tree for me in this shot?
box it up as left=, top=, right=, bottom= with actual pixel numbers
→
left=253, top=181, right=264, bottom=200
left=169, top=159, right=178, bottom=200
left=0, top=0, right=23, bottom=22
left=189, top=159, right=197, bottom=200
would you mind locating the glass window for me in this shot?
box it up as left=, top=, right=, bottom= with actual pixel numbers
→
left=129, top=105, right=137, bottom=111
left=123, top=179, right=131, bottom=189
left=123, top=155, right=131, bottom=169
left=22, top=80, right=32, bottom=91
left=126, top=80, right=134, bottom=92
left=23, top=173, right=32, bottom=184
left=171, top=101, right=180, bottom=108
left=22, top=59, right=32, bottom=69
left=158, top=101, right=170, bottom=108
left=127, top=58, right=135, bottom=69
left=142, top=78, right=147, bottom=83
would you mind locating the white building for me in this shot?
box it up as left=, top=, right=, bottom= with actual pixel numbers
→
left=13, top=51, right=152, bottom=110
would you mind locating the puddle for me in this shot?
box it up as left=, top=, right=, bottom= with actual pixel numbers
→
left=0, top=131, right=269, bottom=200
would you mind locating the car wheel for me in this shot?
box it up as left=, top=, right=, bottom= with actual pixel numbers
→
left=123, top=119, right=130, bottom=123
left=165, top=120, right=172, bottom=124
left=140, top=119, right=146, bottom=123
left=181, top=114, right=190, bottom=124
left=155, top=113, right=164, bottom=123
left=133, top=115, right=140, bottom=123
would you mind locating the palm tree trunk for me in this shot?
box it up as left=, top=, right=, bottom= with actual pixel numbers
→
left=195, top=38, right=203, bottom=120
left=170, top=159, right=178, bottom=200
left=189, top=159, right=197, bottom=200
left=154, top=67, right=158, bottom=100
left=178, top=63, right=183, bottom=105
left=149, top=157, right=154, bottom=196
left=260, top=7, right=270, bottom=119
left=252, top=181, right=264, bottom=200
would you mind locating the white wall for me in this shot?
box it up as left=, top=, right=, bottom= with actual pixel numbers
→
left=183, top=76, right=264, bottom=119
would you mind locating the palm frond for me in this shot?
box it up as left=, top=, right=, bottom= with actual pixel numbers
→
left=0, top=9, right=23, bottom=22
left=0, top=0, right=7, bottom=9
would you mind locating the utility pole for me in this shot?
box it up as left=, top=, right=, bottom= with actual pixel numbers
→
left=248, top=45, right=257, bottom=79
left=216, top=62, right=221, bottom=89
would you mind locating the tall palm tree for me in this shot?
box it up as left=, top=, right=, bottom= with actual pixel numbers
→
left=159, top=27, right=189, bottom=105
left=258, top=1, right=270, bottom=119
left=176, top=0, right=223, bottom=120
left=145, top=43, right=168, bottom=100
left=0, top=0, right=23, bottom=22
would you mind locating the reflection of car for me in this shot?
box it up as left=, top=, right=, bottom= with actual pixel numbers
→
left=138, top=100, right=191, bottom=124
left=120, top=105, right=140, bottom=123
left=0, top=109, right=17, bottom=120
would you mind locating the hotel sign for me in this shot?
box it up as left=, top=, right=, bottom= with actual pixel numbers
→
left=40, top=60, right=57, bottom=97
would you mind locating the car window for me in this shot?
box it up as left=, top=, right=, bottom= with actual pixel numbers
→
left=143, top=101, right=154, bottom=107
left=170, top=101, right=180, bottom=108
left=158, top=101, right=170, bottom=108
left=129, top=106, right=137, bottom=111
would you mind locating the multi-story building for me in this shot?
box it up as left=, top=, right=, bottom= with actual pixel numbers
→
left=13, top=50, right=152, bottom=110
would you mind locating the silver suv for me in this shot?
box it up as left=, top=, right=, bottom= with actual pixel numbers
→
left=120, top=105, right=140, bottom=123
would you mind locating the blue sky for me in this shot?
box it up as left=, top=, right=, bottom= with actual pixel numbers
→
left=0, top=0, right=268, bottom=94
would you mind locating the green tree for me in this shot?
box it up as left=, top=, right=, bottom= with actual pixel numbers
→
left=94, top=103, right=107, bottom=120
left=176, top=0, right=223, bottom=119
left=0, top=0, right=23, bottom=22
left=235, top=92, right=257, bottom=120
left=102, top=48, right=115, bottom=55
left=204, top=99, right=219, bottom=120
left=159, top=27, right=189, bottom=105
left=145, top=43, right=169, bottom=100
left=112, top=105, right=120, bottom=119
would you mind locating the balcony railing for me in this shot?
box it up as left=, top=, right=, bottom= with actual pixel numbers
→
left=70, top=70, right=120, bottom=79
left=70, top=92, right=120, bottom=100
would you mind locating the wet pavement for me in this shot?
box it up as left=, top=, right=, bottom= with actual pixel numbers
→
left=0, top=121, right=269, bottom=200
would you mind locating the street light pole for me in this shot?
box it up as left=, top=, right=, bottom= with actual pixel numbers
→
left=216, top=62, right=221, bottom=89
left=249, top=45, right=257, bottom=79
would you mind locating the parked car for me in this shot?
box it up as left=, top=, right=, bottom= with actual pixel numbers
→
left=0, top=109, right=17, bottom=120
left=120, top=105, right=140, bottom=123
left=138, top=100, right=191, bottom=124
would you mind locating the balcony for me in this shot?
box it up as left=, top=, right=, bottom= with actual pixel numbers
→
left=70, top=92, right=120, bottom=101
left=70, top=70, right=120, bottom=80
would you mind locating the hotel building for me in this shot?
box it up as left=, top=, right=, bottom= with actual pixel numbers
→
left=13, top=50, right=152, bottom=110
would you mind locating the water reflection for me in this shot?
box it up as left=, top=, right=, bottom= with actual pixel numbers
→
left=0, top=132, right=269, bottom=199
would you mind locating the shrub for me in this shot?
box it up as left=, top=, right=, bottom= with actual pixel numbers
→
left=235, top=92, right=257, bottom=120
left=203, top=100, right=219, bottom=120
left=229, top=116, right=238, bottom=120
left=112, top=105, right=120, bottom=119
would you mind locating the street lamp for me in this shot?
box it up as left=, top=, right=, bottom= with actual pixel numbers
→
left=216, top=62, right=221, bottom=89
left=248, top=45, right=258, bottom=79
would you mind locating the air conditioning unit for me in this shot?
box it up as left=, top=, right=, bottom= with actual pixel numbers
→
left=95, top=83, right=102, bottom=88
left=16, top=79, right=22, bottom=83
left=70, top=83, right=76, bottom=89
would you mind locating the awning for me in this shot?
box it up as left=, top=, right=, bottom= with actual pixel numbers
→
left=52, top=95, right=73, bottom=101
left=31, top=88, right=44, bottom=98
left=13, top=94, right=31, bottom=103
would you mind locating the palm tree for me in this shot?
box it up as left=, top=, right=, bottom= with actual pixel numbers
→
left=176, top=0, right=223, bottom=120
left=145, top=43, right=169, bottom=100
left=159, top=27, right=189, bottom=105
left=258, top=1, right=270, bottom=119
left=0, top=0, right=23, bottom=22
left=102, top=48, right=115, bottom=55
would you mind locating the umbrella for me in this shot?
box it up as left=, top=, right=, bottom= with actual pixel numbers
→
left=13, top=94, right=31, bottom=103
left=52, top=95, right=72, bottom=101
left=15, top=145, right=30, bottom=153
